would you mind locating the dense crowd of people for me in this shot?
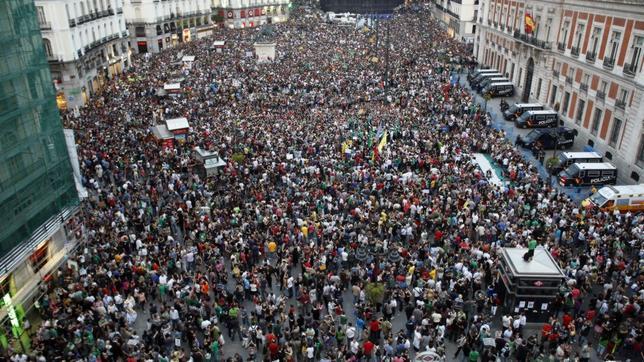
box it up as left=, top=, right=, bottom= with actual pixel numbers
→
left=8, top=3, right=642, bottom=362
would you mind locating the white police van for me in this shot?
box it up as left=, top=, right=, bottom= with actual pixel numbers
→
left=559, top=162, right=617, bottom=187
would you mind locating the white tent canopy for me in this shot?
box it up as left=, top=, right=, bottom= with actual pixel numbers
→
left=212, top=41, right=226, bottom=47
left=165, top=117, right=189, bottom=131
left=181, top=55, right=195, bottom=62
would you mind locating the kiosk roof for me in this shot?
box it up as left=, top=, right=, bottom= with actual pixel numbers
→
left=502, top=247, right=565, bottom=278
left=166, top=117, right=189, bottom=131
left=151, top=124, right=173, bottom=139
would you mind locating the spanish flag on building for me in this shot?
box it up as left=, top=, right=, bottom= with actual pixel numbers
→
left=524, top=13, right=536, bottom=34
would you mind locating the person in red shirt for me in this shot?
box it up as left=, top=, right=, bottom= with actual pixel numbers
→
left=562, top=313, right=573, bottom=328
left=369, top=319, right=381, bottom=342
left=265, top=330, right=277, bottom=345
left=363, top=339, right=375, bottom=357
left=268, top=340, right=280, bottom=358
left=541, top=323, right=552, bottom=340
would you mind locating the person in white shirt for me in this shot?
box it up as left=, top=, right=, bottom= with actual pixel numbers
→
left=346, top=324, right=356, bottom=343
left=306, top=345, right=315, bottom=360
left=413, top=328, right=422, bottom=351
left=512, top=317, right=521, bottom=331
left=502, top=314, right=512, bottom=329
left=350, top=339, right=360, bottom=354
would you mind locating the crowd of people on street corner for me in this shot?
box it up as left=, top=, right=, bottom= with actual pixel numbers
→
left=6, top=2, right=643, bottom=362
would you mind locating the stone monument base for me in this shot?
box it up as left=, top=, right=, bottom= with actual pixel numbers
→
left=254, top=42, right=276, bottom=63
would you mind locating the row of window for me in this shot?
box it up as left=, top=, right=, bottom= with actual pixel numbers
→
left=559, top=20, right=643, bottom=75
left=484, top=1, right=643, bottom=75
left=552, top=86, right=644, bottom=170
left=37, top=0, right=123, bottom=24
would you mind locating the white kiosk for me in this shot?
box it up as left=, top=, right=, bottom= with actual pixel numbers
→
left=165, top=117, right=190, bottom=141
left=194, top=147, right=226, bottom=177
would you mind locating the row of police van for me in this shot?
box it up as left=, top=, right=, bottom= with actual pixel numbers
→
left=467, top=68, right=515, bottom=97
left=468, top=68, right=644, bottom=210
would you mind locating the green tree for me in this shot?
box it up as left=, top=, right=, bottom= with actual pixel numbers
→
left=365, top=282, right=385, bottom=306
left=483, top=93, right=492, bottom=112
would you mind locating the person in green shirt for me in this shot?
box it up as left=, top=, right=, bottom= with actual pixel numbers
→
left=524, top=239, right=538, bottom=261
left=469, top=349, right=480, bottom=361
left=210, top=339, right=220, bottom=362
left=228, top=306, right=239, bottom=319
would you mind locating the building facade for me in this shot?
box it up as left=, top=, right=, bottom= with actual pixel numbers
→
left=35, top=0, right=131, bottom=109
left=0, top=0, right=81, bottom=343
left=431, top=0, right=478, bottom=44
left=215, top=0, right=291, bottom=29
left=123, top=0, right=216, bottom=54
left=475, top=0, right=644, bottom=184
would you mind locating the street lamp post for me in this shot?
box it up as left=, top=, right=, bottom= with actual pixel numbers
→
left=548, top=132, right=560, bottom=186
left=375, top=18, right=380, bottom=49
left=384, top=20, right=391, bottom=101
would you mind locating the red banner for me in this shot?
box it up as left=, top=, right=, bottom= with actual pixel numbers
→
left=255, top=8, right=260, bottom=16
left=240, top=10, right=245, bottom=18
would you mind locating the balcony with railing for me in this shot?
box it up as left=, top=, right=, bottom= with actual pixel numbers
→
left=580, top=83, right=588, bottom=93
left=83, top=33, right=121, bottom=54
left=76, top=7, right=117, bottom=26
left=446, top=8, right=460, bottom=20
left=603, top=57, right=615, bottom=70
left=615, top=99, right=626, bottom=109
left=557, top=42, right=565, bottom=52
left=46, top=53, right=62, bottom=62
left=39, top=21, right=52, bottom=30
left=585, top=51, right=596, bottom=63
left=596, top=91, right=605, bottom=101
left=513, top=31, right=551, bottom=50
left=623, top=63, right=637, bottom=77
left=77, top=14, right=89, bottom=25
left=565, top=76, right=573, bottom=84
left=69, top=19, right=76, bottom=27
left=571, top=47, right=580, bottom=57
left=552, top=69, right=560, bottom=78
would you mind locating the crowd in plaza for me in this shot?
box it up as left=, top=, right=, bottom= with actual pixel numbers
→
left=9, top=3, right=643, bottom=362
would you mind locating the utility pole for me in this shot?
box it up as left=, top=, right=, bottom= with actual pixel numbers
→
left=384, top=19, right=390, bottom=102
left=549, top=132, right=560, bottom=186
left=375, top=17, right=380, bottom=49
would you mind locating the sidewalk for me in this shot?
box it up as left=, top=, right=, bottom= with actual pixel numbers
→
left=458, top=74, right=592, bottom=204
